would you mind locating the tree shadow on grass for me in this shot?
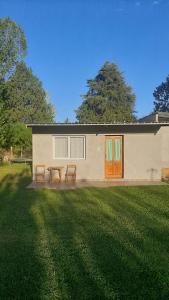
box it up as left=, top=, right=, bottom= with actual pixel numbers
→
left=84, top=187, right=169, bottom=297
left=0, top=169, right=53, bottom=299
left=0, top=170, right=169, bottom=299
left=35, top=187, right=169, bottom=299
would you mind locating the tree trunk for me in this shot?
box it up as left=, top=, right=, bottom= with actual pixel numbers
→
left=10, top=146, right=13, bottom=159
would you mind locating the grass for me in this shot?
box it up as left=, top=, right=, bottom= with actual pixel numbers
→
left=0, top=164, right=169, bottom=299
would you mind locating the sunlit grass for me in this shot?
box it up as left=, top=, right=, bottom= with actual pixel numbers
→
left=0, top=164, right=169, bottom=299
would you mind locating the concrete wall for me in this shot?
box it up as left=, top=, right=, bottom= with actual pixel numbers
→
left=160, top=126, right=169, bottom=168
left=32, top=133, right=105, bottom=181
left=124, top=133, right=161, bottom=180
left=32, top=125, right=169, bottom=181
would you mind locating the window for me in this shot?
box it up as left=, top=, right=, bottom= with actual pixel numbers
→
left=106, top=139, right=112, bottom=161
left=54, top=136, right=68, bottom=158
left=54, top=136, right=85, bottom=159
left=114, top=138, right=121, bottom=161
left=70, top=137, right=84, bottom=159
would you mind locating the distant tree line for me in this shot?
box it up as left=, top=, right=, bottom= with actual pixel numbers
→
left=0, top=17, right=55, bottom=160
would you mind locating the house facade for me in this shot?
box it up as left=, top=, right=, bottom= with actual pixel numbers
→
left=28, top=117, right=169, bottom=182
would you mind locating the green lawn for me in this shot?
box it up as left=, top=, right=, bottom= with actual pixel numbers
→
left=0, top=164, right=169, bottom=300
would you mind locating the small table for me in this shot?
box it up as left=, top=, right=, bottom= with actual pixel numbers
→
left=47, top=166, right=64, bottom=183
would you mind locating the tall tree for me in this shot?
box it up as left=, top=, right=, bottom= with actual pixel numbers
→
left=76, top=62, right=136, bottom=123
left=0, top=101, right=6, bottom=148
left=0, top=79, right=8, bottom=148
left=0, top=18, right=55, bottom=157
left=153, top=76, right=169, bottom=112
left=0, top=17, right=27, bottom=79
left=5, top=62, right=55, bottom=123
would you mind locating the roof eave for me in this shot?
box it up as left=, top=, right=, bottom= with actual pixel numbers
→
left=26, top=122, right=169, bottom=128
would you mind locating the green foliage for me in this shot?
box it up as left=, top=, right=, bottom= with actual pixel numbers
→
left=0, top=102, right=6, bottom=148
left=76, top=62, right=136, bottom=123
left=0, top=78, right=7, bottom=100
left=0, top=17, right=27, bottom=79
left=153, top=76, right=169, bottom=112
left=6, top=123, right=32, bottom=150
left=5, top=62, right=55, bottom=123
left=0, top=80, right=8, bottom=148
left=0, top=18, right=55, bottom=156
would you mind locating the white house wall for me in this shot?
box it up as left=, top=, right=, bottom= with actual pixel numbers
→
left=32, top=126, right=169, bottom=181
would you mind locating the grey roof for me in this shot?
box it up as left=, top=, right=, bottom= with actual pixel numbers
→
left=157, top=112, right=169, bottom=118
left=139, top=111, right=169, bottom=121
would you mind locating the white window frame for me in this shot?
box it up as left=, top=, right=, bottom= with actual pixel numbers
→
left=53, top=135, right=86, bottom=160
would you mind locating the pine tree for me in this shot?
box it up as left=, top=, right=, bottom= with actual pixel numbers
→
left=5, top=62, right=55, bottom=123
left=153, top=76, right=169, bottom=112
left=76, top=62, right=136, bottom=123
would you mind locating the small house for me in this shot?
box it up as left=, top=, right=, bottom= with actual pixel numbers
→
left=27, top=113, right=169, bottom=182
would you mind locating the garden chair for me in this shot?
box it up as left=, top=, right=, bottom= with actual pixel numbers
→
left=161, top=168, right=169, bottom=181
left=35, top=164, right=46, bottom=183
left=65, top=165, right=76, bottom=183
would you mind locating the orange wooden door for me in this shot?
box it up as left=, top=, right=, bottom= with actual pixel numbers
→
left=105, top=136, right=123, bottom=178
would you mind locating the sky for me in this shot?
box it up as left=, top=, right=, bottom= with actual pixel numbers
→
left=1, top=0, right=169, bottom=122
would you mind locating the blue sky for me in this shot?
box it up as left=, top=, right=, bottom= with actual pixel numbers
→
left=1, top=0, right=169, bottom=121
